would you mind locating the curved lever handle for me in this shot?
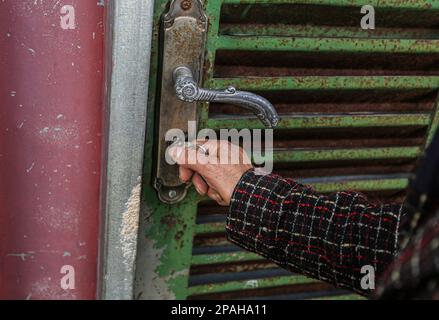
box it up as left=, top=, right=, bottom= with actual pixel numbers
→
left=173, top=66, right=279, bottom=128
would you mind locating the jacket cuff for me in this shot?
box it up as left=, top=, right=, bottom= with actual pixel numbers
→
left=226, top=168, right=298, bottom=263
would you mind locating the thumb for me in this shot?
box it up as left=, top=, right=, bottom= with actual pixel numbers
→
left=167, top=144, right=211, bottom=175
left=168, top=145, right=216, bottom=177
left=168, top=145, right=186, bottom=164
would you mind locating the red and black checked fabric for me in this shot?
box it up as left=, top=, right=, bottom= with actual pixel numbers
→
left=226, top=169, right=407, bottom=296
left=226, top=169, right=439, bottom=298
left=376, top=131, right=439, bottom=299
left=376, top=209, right=439, bottom=299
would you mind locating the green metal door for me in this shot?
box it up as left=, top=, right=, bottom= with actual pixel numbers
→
left=135, top=0, right=439, bottom=299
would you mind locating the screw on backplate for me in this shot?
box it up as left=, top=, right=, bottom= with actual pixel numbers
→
left=181, top=0, right=192, bottom=10
left=168, top=190, right=177, bottom=199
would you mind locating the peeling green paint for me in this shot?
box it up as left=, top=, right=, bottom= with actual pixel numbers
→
left=221, top=24, right=439, bottom=39
left=268, top=146, right=421, bottom=163
left=206, top=76, right=439, bottom=91
left=309, top=178, right=409, bottom=193
left=188, top=275, right=317, bottom=295
left=136, top=0, right=200, bottom=300
left=208, top=114, right=431, bottom=130
left=192, top=251, right=263, bottom=265
left=214, top=36, right=439, bottom=53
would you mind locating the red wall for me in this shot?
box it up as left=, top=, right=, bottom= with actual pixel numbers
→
left=0, top=0, right=104, bottom=299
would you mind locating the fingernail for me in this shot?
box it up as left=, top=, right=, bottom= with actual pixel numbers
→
left=194, top=185, right=204, bottom=195
left=210, top=191, right=221, bottom=203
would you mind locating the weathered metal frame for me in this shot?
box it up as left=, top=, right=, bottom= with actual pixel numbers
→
left=99, top=0, right=154, bottom=300
left=135, top=0, right=439, bottom=300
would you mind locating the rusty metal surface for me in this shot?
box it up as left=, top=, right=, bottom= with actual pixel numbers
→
left=193, top=0, right=439, bottom=301
left=137, top=0, right=439, bottom=300
left=135, top=1, right=210, bottom=300
left=0, top=0, right=104, bottom=299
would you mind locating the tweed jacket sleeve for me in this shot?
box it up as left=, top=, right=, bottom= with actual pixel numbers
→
left=226, top=169, right=407, bottom=295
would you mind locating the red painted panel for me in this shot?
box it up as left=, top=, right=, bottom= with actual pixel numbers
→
left=0, top=0, right=104, bottom=299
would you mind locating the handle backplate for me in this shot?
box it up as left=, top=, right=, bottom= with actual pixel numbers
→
left=153, top=0, right=207, bottom=204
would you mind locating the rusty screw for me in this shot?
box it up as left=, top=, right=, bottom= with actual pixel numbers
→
left=168, top=190, right=177, bottom=199
left=181, top=0, right=192, bottom=10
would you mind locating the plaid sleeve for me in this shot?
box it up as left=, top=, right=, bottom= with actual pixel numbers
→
left=226, top=169, right=407, bottom=295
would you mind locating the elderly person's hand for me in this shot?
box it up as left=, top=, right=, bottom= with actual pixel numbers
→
left=168, top=140, right=252, bottom=206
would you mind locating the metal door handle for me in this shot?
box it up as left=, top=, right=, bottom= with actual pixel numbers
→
left=154, top=0, right=280, bottom=203
left=173, top=66, right=279, bottom=128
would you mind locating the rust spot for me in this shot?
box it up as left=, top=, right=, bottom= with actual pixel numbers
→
left=175, top=230, right=184, bottom=241
left=160, top=214, right=177, bottom=230
left=181, top=0, right=192, bottom=11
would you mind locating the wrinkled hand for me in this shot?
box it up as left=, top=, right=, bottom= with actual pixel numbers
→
left=168, top=140, right=253, bottom=206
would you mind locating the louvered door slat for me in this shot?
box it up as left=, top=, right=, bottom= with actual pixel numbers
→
left=188, top=0, right=439, bottom=300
